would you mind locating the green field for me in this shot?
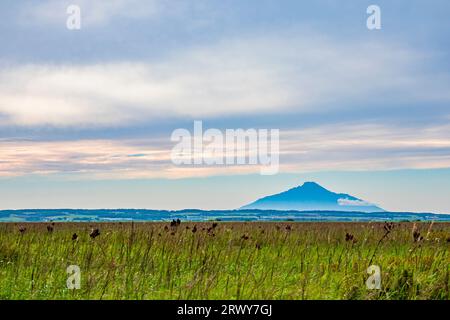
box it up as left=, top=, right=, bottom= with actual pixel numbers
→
left=0, top=222, right=448, bottom=300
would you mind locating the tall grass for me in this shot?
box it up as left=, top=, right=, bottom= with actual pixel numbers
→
left=0, top=222, right=448, bottom=300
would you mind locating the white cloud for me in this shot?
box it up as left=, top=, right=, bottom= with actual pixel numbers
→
left=1, top=122, right=450, bottom=179
left=0, top=139, right=169, bottom=178
left=0, top=138, right=278, bottom=179
left=1, top=32, right=449, bottom=127
left=280, top=123, right=450, bottom=172
left=338, top=198, right=373, bottom=207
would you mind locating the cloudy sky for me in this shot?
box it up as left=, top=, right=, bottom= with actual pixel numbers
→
left=1, top=0, right=450, bottom=212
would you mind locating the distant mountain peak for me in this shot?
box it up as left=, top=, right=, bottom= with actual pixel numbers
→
left=241, top=181, right=384, bottom=213
left=302, top=181, right=321, bottom=187
left=292, top=181, right=327, bottom=191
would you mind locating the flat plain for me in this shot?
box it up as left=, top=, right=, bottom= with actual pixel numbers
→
left=0, top=222, right=448, bottom=300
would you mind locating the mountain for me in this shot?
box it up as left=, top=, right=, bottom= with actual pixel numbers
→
left=241, top=182, right=384, bottom=212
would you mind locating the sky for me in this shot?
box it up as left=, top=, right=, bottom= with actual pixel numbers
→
left=0, top=0, right=450, bottom=213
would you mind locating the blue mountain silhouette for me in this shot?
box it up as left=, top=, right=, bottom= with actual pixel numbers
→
left=241, top=182, right=384, bottom=212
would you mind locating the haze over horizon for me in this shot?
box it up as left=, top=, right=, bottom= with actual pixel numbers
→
left=1, top=1, right=450, bottom=213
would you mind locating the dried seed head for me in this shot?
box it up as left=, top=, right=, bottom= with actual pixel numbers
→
left=89, top=228, right=100, bottom=239
left=241, top=234, right=249, bottom=240
left=384, top=222, right=394, bottom=233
